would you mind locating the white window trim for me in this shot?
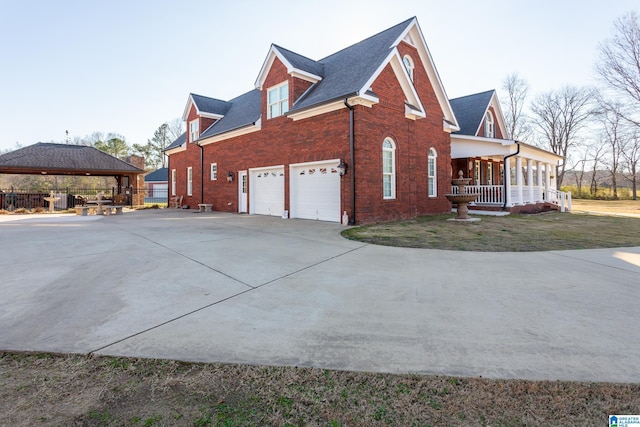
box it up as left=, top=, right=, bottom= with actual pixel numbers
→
left=485, top=111, right=494, bottom=138
left=189, top=119, right=199, bottom=142
left=267, top=82, right=289, bottom=119
left=187, top=167, right=193, bottom=196
left=171, top=169, right=176, bottom=196
left=428, top=148, right=437, bottom=197
left=382, top=138, right=396, bottom=199
left=403, top=55, right=414, bottom=82
left=210, top=163, right=217, bottom=181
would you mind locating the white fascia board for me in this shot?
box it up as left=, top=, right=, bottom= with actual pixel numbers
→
left=357, top=50, right=425, bottom=119
left=451, top=135, right=564, bottom=163
left=182, top=96, right=195, bottom=121
left=255, top=46, right=279, bottom=89
left=182, top=94, right=225, bottom=121
left=290, top=69, right=322, bottom=84
left=401, top=20, right=460, bottom=130
left=255, top=45, right=322, bottom=89
left=489, top=93, right=509, bottom=139
left=405, top=104, right=426, bottom=120
left=199, top=112, right=224, bottom=120
left=443, top=119, right=460, bottom=133
left=288, top=94, right=379, bottom=122
left=451, top=135, right=511, bottom=159
left=517, top=141, right=564, bottom=163
left=473, top=93, right=508, bottom=138
left=198, top=118, right=262, bottom=146
left=165, top=145, right=186, bottom=155
left=287, top=100, right=346, bottom=121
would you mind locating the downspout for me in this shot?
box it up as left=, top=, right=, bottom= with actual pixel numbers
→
left=197, top=142, right=204, bottom=205
left=344, top=98, right=356, bottom=225
left=166, top=155, right=171, bottom=206
left=502, top=141, right=520, bottom=210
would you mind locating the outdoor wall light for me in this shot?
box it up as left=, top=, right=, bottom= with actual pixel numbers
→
left=337, top=160, right=348, bottom=177
left=227, top=171, right=235, bottom=182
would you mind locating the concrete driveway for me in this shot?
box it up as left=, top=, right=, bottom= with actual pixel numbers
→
left=1, top=209, right=639, bottom=383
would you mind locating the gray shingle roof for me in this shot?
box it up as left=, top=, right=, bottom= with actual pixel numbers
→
left=145, top=167, right=168, bottom=182
left=0, top=143, right=144, bottom=174
left=292, top=17, right=414, bottom=112
left=165, top=132, right=186, bottom=151
left=449, top=90, right=495, bottom=136
left=191, top=93, right=231, bottom=116
left=274, top=44, right=324, bottom=78
left=200, top=89, right=261, bottom=139
left=187, top=18, right=416, bottom=142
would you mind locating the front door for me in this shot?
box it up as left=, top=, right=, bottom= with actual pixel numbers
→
left=238, top=171, right=247, bottom=213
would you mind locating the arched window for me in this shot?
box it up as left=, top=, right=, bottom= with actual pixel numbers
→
left=485, top=111, right=494, bottom=138
left=382, top=138, right=396, bottom=199
left=428, top=148, right=437, bottom=197
left=403, top=55, right=414, bottom=82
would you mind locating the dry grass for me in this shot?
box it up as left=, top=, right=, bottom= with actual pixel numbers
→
left=571, top=199, right=640, bottom=216
left=1, top=352, right=638, bottom=426
left=342, top=206, right=640, bottom=252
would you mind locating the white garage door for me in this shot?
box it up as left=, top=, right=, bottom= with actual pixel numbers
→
left=250, top=166, right=284, bottom=216
left=290, top=160, right=341, bottom=222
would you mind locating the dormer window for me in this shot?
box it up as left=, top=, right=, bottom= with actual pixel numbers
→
left=267, top=82, right=289, bottom=119
left=484, top=111, right=494, bottom=138
left=403, top=55, right=414, bottom=82
left=189, top=119, right=199, bottom=142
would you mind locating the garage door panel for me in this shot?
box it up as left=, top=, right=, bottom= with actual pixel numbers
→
left=291, top=162, right=340, bottom=222
left=251, top=167, right=284, bottom=216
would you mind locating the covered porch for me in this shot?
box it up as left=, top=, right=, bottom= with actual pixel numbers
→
left=450, top=136, right=571, bottom=212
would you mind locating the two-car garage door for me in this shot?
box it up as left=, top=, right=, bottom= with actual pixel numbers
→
left=249, top=160, right=340, bottom=222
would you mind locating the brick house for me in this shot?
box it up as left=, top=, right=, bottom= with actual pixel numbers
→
left=166, top=17, right=566, bottom=224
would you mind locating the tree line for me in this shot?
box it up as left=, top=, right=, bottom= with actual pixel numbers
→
left=502, top=10, right=640, bottom=200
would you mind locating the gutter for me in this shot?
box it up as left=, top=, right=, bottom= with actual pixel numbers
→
left=344, top=98, right=356, bottom=225
left=502, top=141, right=520, bottom=210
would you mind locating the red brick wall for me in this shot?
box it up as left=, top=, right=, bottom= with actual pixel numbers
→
left=169, top=47, right=453, bottom=223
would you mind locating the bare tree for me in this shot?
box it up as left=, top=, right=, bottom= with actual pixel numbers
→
left=622, top=128, right=640, bottom=199
left=167, top=118, right=184, bottom=143
left=530, top=86, right=595, bottom=187
left=599, top=100, right=627, bottom=199
left=589, top=141, right=607, bottom=197
left=596, top=11, right=640, bottom=127
left=501, top=73, right=531, bottom=141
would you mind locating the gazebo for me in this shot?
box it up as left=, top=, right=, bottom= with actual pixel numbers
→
left=0, top=142, right=145, bottom=209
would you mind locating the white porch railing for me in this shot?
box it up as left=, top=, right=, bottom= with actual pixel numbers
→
left=546, top=189, right=572, bottom=212
left=452, top=185, right=503, bottom=205
left=452, top=185, right=572, bottom=212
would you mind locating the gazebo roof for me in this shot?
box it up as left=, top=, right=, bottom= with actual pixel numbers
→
left=0, top=143, right=144, bottom=176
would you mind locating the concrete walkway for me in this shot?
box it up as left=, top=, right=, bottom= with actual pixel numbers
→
left=1, top=209, right=638, bottom=383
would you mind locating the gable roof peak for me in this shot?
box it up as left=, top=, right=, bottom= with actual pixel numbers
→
left=183, top=93, right=232, bottom=121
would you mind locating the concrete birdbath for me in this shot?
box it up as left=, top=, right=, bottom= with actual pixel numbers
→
left=446, top=170, right=480, bottom=222
left=43, top=191, right=60, bottom=213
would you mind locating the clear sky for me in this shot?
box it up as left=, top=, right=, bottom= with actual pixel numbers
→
left=1, top=0, right=637, bottom=152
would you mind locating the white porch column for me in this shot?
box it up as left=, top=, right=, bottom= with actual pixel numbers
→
left=504, top=157, right=512, bottom=207
left=536, top=161, right=543, bottom=202
left=545, top=163, right=552, bottom=202
left=526, top=159, right=534, bottom=203
left=516, top=156, right=524, bottom=205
